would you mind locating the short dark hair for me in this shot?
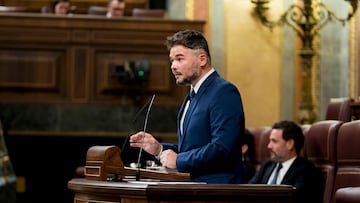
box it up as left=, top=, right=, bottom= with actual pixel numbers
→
left=243, top=128, right=255, bottom=164
left=108, top=0, right=124, bottom=5
left=272, top=120, right=304, bottom=154
left=165, top=29, right=211, bottom=64
left=52, top=0, right=69, bottom=12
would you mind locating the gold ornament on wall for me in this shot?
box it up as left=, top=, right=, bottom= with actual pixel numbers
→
left=250, top=0, right=359, bottom=124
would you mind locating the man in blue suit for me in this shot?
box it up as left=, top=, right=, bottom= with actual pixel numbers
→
left=249, top=120, right=323, bottom=203
left=130, top=29, right=245, bottom=183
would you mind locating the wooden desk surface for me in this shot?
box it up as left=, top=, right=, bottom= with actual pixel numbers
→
left=68, top=178, right=294, bottom=203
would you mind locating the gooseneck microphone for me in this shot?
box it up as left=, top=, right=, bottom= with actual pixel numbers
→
left=120, top=97, right=154, bottom=154
left=135, top=94, right=156, bottom=181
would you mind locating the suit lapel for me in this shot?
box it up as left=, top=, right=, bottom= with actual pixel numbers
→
left=265, top=162, right=277, bottom=183
left=182, top=72, right=217, bottom=138
left=178, top=93, right=190, bottom=148
left=178, top=71, right=219, bottom=149
left=177, top=94, right=190, bottom=127
left=280, top=157, right=300, bottom=184
left=182, top=97, right=197, bottom=133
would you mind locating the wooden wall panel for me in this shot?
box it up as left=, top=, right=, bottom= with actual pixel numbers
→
left=0, top=13, right=205, bottom=105
left=0, top=52, right=57, bottom=89
left=95, top=53, right=170, bottom=91
left=0, top=49, right=67, bottom=101
left=0, top=27, right=71, bottom=42
left=94, top=52, right=171, bottom=102
left=71, top=47, right=90, bottom=102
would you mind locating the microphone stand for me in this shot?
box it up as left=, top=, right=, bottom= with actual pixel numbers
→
left=135, top=94, right=155, bottom=181
left=120, top=96, right=154, bottom=156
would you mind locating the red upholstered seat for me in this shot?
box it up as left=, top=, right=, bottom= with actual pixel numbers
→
left=325, top=97, right=353, bottom=122
left=335, top=187, right=360, bottom=203
left=87, top=6, right=107, bottom=16
left=304, top=120, right=343, bottom=203
left=131, top=8, right=166, bottom=18
left=300, top=124, right=311, bottom=157
left=249, top=126, right=271, bottom=171
left=333, top=120, right=360, bottom=203
left=0, top=6, right=27, bottom=12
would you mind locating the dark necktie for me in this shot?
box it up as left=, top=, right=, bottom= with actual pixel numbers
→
left=189, top=89, right=195, bottom=101
left=270, top=163, right=282, bottom=184
left=180, top=89, right=195, bottom=135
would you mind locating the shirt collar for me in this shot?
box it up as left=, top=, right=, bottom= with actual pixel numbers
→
left=281, top=156, right=297, bottom=171
left=191, top=68, right=215, bottom=94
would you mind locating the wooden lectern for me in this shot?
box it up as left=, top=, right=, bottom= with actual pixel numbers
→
left=68, top=178, right=295, bottom=203
left=84, top=145, right=191, bottom=181
left=69, top=146, right=294, bottom=203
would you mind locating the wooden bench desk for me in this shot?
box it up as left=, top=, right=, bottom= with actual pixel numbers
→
left=68, top=178, right=295, bottom=203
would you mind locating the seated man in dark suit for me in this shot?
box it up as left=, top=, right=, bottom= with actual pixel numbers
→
left=249, top=120, right=322, bottom=203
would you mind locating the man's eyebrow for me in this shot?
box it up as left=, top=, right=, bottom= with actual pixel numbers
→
left=174, top=53, right=184, bottom=57
left=170, top=53, right=184, bottom=58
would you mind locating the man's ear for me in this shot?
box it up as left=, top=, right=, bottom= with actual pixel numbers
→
left=242, top=144, right=249, bottom=154
left=286, top=139, right=295, bottom=151
left=199, top=53, right=207, bottom=67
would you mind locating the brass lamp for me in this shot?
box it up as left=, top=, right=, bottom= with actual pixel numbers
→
left=250, top=0, right=359, bottom=124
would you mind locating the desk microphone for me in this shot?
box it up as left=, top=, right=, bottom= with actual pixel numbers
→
left=120, top=97, right=154, bottom=153
left=135, top=94, right=156, bottom=181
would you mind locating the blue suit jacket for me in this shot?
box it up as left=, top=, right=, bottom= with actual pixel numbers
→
left=249, top=157, right=323, bottom=203
left=163, top=71, right=245, bottom=183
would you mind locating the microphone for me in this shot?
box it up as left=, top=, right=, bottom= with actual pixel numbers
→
left=135, top=94, right=156, bottom=181
left=120, top=97, right=154, bottom=154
